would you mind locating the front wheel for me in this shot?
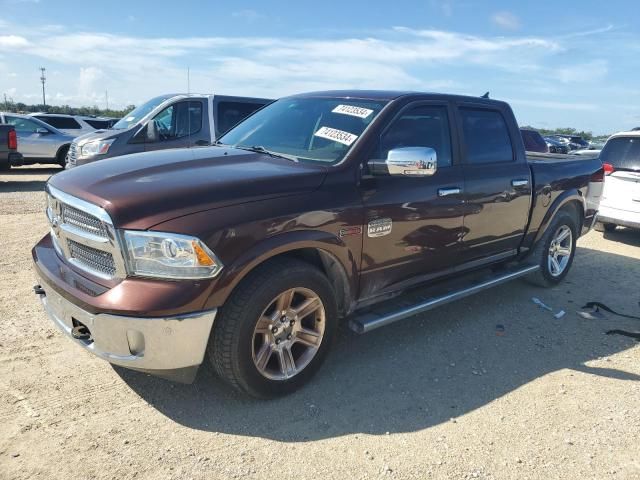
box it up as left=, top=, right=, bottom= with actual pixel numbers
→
left=525, top=210, right=578, bottom=287
left=208, top=258, right=337, bottom=398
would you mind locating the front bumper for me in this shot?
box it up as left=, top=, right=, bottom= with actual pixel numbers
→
left=598, top=204, right=640, bottom=229
left=36, top=272, right=217, bottom=383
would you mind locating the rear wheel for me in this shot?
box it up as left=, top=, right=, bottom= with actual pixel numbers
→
left=526, top=210, right=578, bottom=287
left=208, top=258, right=337, bottom=398
left=594, top=222, right=616, bottom=233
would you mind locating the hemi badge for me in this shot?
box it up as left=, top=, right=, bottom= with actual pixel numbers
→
left=339, top=226, right=363, bottom=237
left=367, top=218, right=393, bottom=238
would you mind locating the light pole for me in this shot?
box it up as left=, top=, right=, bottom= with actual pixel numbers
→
left=39, top=67, right=46, bottom=107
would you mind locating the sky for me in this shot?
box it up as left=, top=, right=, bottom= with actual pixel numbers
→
left=0, top=0, right=638, bottom=135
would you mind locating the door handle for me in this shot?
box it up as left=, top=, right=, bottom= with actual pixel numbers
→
left=438, top=187, right=461, bottom=197
left=511, top=179, right=529, bottom=188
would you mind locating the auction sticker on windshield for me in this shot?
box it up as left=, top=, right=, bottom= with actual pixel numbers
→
left=332, top=104, right=374, bottom=119
left=314, top=127, right=358, bottom=146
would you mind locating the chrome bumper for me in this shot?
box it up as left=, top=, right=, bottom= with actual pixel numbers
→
left=36, top=279, right=217, bottom=378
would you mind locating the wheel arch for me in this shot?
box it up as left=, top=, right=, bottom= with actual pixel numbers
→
left=206, top=231, right=358, bottom=317
left=532, top=190, right=585, bottom=246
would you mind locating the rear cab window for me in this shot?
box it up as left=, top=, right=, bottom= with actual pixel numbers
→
left=460, top=108, right=514, bottom=164
left=600, top=137, right=640, bottom=171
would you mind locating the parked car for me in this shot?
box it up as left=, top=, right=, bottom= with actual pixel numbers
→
left=31, top=113, right=117, bottom=135
left=0, top=113, right=74, bottom=166
left=569, top=148, right=601, bottom=156
left=544, top=136, right=570, bottom=154
left=595, top=131, right=640, bottom=232
left=552, top=135, right=588, bottom=150
left=520, top=128, right=549, bottom=153
left=0, top=124, right=23, bottom=170
left=66, top=93, right=272, bottom=168
left=33, top=90, right=603, bottom=397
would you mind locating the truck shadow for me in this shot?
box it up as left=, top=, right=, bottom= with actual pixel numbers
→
left=116, top=245, right=640, bottom=442
left=0, top=166, right=61, bottom=193
left=602, top=228, right=640, bottom=247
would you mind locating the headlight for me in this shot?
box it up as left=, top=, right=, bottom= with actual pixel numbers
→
left=122, top=231, right=223, bottom=279
left=79, top=139, right=115, bottom=158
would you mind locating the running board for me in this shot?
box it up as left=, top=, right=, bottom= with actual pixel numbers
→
left=348, top=264, right=539, bottom=334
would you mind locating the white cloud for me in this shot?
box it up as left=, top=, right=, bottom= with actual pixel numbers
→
left=431, top=0, right=454, bottom=17
left=0, top=35, right=29, bottom=48
left=231, top=10, right=264, bottom=22
left=491, top=11, right=521, bottom=30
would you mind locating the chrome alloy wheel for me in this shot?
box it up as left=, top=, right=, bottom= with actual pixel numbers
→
left=548, top=225, right=573, bottom=277
left=252, top=288, right=326, bottom=380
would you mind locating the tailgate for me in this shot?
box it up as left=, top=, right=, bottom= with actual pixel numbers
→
left=602, top=171, right=640, bottom=213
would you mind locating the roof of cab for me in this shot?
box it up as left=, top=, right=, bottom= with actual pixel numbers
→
left=290, top=89, right=510, bottom=107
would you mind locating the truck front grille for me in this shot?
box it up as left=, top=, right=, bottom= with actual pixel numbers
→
left=66, top=142, right=77, bottom=168
left=67, top=239, right=116, bottom=277
left=46, top=186, right=125, bottom=281
left=62, top=203, right=109, bottom=239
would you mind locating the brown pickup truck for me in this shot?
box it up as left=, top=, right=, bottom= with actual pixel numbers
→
left=33, top=90, right=604, bottom=398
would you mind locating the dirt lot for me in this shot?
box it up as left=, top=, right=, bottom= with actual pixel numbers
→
left=1, top=166, right=639, bottom=480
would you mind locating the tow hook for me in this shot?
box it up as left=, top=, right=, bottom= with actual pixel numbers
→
left=33, top=285, right=45, bottom=296
left=71, top=324, right=92, bottom=341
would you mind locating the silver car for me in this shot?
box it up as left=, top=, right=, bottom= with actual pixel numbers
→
left=0, top=112, right=75, bottom=166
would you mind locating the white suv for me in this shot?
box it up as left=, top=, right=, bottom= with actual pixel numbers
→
left=596, top=131, right=640, bottom=232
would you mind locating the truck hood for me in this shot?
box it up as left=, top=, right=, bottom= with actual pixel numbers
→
left=48, top=146, right=328, bottom=229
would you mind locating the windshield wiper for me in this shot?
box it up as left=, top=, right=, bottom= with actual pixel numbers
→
left=236, top=145, right=298, bottom=162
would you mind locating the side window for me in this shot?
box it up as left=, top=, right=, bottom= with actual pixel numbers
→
left=460, top=108, right=514, bottom=164
left=151, top=101, right=202, bottom=141
left=5, top=116, right=43, bottom=133
left=379, top=105, right=453, bottom=167
left=37, top=116, right=81, bottom=129
left=217, top=101, right=265, bottom=135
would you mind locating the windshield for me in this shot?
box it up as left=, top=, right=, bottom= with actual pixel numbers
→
left=218, top=97, right=388, bottom=164
left=111, top=95, right=174, bottom=130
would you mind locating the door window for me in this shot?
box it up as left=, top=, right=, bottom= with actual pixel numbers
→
left=460, top=108, right=514, bottom=164
left=36, top=116, right=81, bottom=130
left=217, top=101, right=266, bottom=135
left=5, top=116, right=45, bottom=133
left=379, top=105, right=453, bottom=167
left=150, top=101, right=203, bottom=141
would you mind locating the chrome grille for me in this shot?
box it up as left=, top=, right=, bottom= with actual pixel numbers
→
left=66, top=142, right=77, bottom=168
left=67, top=239, right=116, bottom=277
left=61, top=203, right=108, bottom=238
left=46, top=185, right=125, bottom=280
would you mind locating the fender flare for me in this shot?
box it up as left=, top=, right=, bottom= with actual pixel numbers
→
left=206, top=230, right=359, bottom=313
left=532, top=189, right=585, bottom=246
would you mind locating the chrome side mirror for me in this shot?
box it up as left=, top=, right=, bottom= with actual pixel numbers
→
left=370, top=147, right=438, bottom=177
left=35, top=127, right=50, bottom=134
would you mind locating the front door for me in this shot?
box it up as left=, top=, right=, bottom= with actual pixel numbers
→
left=144, top=100, right=206, bottom=152
left=359, top=102, right=466, bottom=300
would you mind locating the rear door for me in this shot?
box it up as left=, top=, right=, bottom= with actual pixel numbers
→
left=456, top=104, right=532, bottom=263
left=600, top=136, right=640, bottom=214
left=359, top=101, right=466, bottom=297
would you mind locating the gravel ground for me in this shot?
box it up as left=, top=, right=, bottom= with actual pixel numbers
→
left=1, top=166, right=639, bottom=480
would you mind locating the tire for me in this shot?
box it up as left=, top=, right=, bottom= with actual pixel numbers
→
left=208, top=258, right=338, bottom=398
left=594, top=222, right=616, bottom=233
left=56, top=145, right=69, bottom=167
left=525, top=209, right=579, bottom=287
